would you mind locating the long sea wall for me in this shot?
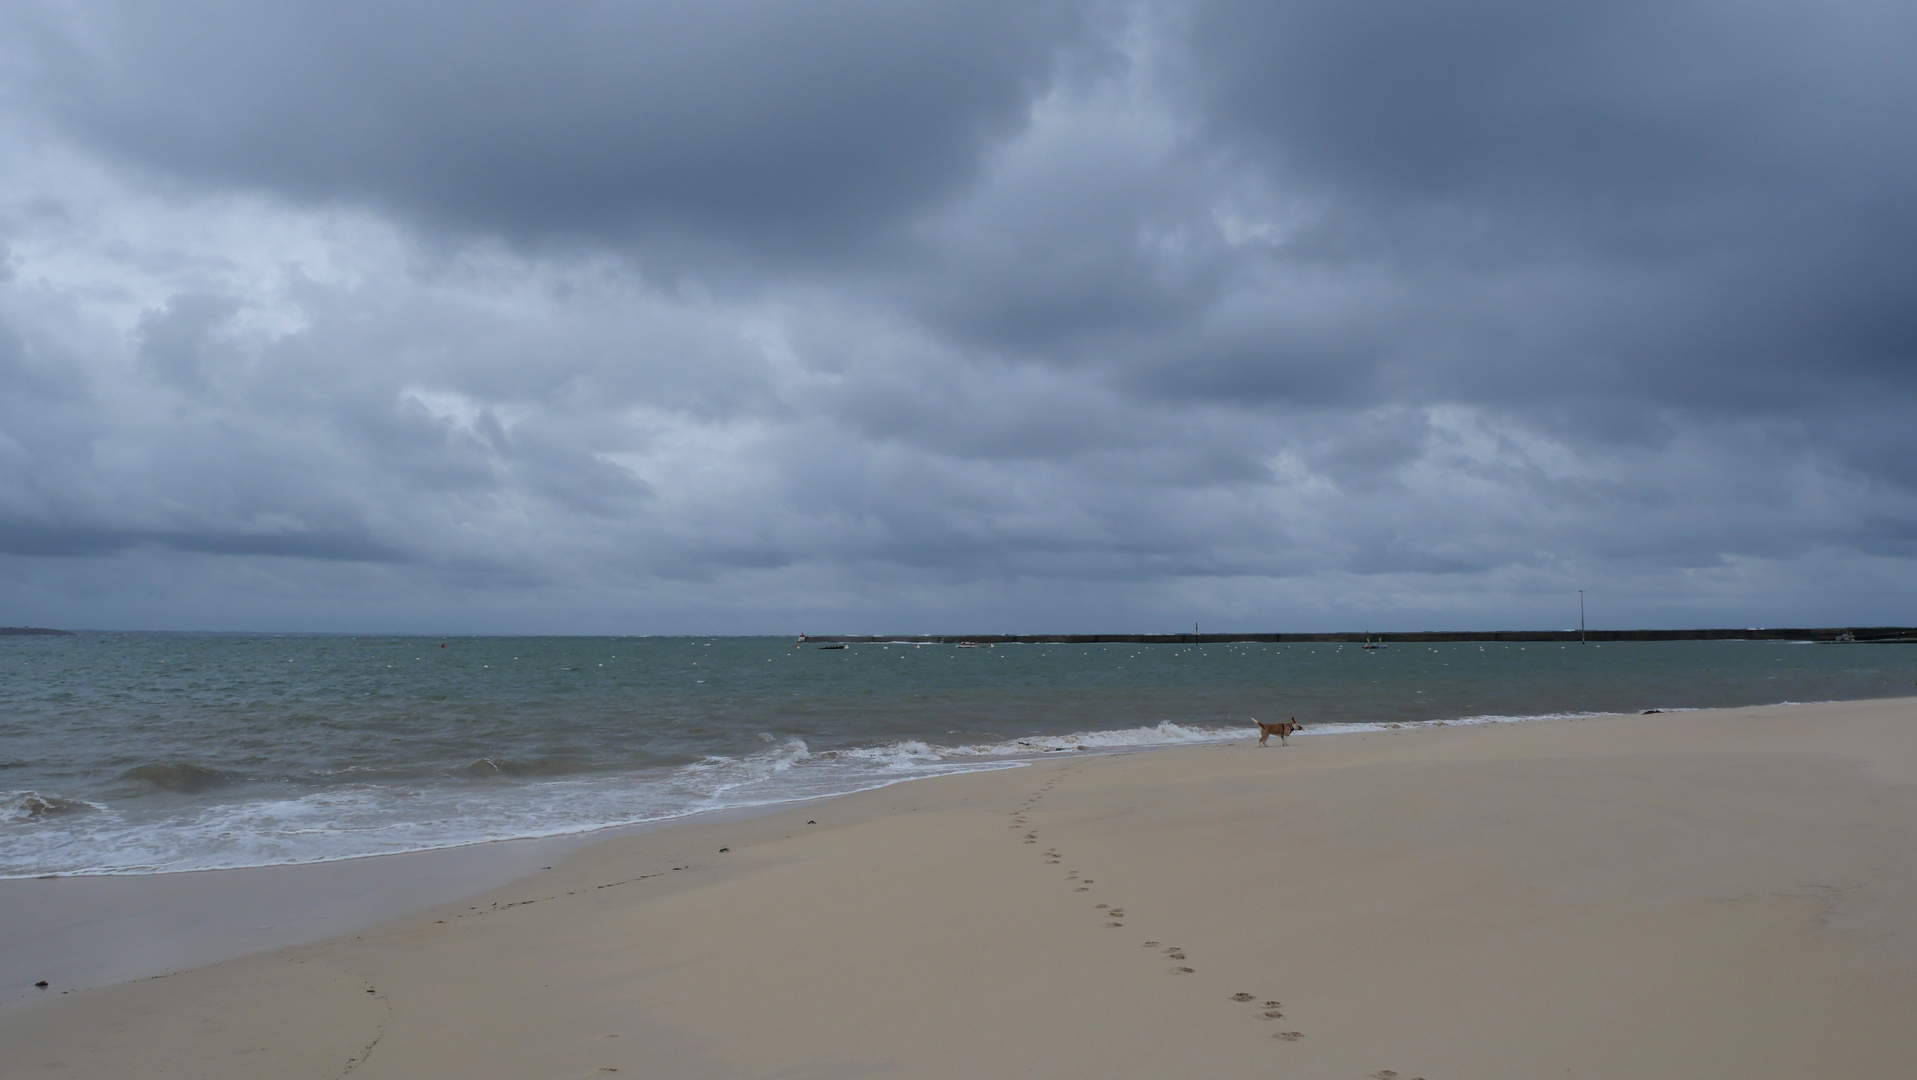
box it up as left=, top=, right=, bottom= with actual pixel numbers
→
left=803, top=626, right=1917, bottom=645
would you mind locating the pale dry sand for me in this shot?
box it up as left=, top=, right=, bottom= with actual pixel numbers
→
left=4, top=697, right=1915, bottom=1079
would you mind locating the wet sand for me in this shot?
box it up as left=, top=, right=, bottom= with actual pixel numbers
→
left=0, top=831, right=601, bottom=1013
left=3, top=697, right=1914, bottom=1079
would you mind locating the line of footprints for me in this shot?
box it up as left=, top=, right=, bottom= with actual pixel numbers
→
left=1008, top=771, right=1300, bottom=1042
left=1011, top=770, right=1426, bottom=1078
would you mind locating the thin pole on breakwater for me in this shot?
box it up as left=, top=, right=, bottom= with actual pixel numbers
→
left=1579, top=590, right=1586, bottom=644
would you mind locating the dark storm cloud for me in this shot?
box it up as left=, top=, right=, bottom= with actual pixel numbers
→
left=0, top=0, right=1914, bottom=631
left=17, top=0, right=1085, bottom=253
left=1193, top=0, right=1798, bottom=205
left=0, top=521, right=405, bottom=561
left=1169, top=0, right=1917, bottom=409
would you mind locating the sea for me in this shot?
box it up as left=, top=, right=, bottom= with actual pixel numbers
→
left=3, top=633, right=1912, bottom=878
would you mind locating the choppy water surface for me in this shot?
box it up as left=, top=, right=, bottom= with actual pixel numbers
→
left=3, top=634, right=1911, bottom=876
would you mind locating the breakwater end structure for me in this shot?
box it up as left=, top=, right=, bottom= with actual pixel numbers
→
left=804, top=627, right=1917, bottom=645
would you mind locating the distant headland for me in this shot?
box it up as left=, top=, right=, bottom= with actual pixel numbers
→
left=801, top=626, right=1917, bottom=645
left=0, top=626, right=75, bottom=636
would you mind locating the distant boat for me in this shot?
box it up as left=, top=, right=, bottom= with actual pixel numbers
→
left=1361, top=638, right=1386, bottom=650
left=955, top=642, right=979, bottom=648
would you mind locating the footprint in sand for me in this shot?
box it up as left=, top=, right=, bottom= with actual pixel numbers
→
left=1262, top=1009, right=1285, bottom=1019
left=1172, top=966, right=1195, bottom=974
left=1108, top=909, right=1124, bottom=918
left=1142, top=941, right=1160, bottom=947
left=1163, top=949, right=1185, bottom=960
left=1263, top=1000, right=1280, bottom=1008
left=1075, top=886, right=1091, bottom=891
left=1231, top=993, right=1254, bottom=1002
left=1274, top=1031, right=1303, bottom=1041
left=1105, top=922, right=1124, bottom=928
left=1371, top=1072, right=1397, bottom=1080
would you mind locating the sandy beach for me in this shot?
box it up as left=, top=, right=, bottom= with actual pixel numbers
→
left=5, top=696, right=1915, bottom=1079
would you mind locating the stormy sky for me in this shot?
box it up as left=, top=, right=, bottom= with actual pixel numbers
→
left=1, top=0, right=1913, bottom=633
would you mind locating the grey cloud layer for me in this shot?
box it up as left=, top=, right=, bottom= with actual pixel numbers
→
left=19, top=0, right=1082, bottom=253
left=1182, top=1, right=1917, bottom=407
left=0, top=0, right=1912, bottom=631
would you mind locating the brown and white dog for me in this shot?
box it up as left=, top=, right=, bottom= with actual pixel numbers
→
left=1255, top=717, right=1303, bottom=746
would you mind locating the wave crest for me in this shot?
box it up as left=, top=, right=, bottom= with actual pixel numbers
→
left=451, top=756, right=592, bottom=779
left=116, top=763, right=239, bottom=793
left=3, top=790, right=98, bottom=822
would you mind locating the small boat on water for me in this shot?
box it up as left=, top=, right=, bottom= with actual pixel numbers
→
left=955, top=641, right=980, bottom=648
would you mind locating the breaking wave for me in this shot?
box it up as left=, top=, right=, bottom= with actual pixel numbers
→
left=2, top=790, right=99, bottom=823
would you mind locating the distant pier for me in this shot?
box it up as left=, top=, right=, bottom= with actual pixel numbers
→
left=803, top=626, right=1917, bottom=645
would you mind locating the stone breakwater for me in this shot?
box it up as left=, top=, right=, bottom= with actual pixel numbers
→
left=803, top=626, right=1917, bottom=645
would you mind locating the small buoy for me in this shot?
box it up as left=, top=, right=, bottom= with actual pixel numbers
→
left=34, top=980, right=48, bottom=989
